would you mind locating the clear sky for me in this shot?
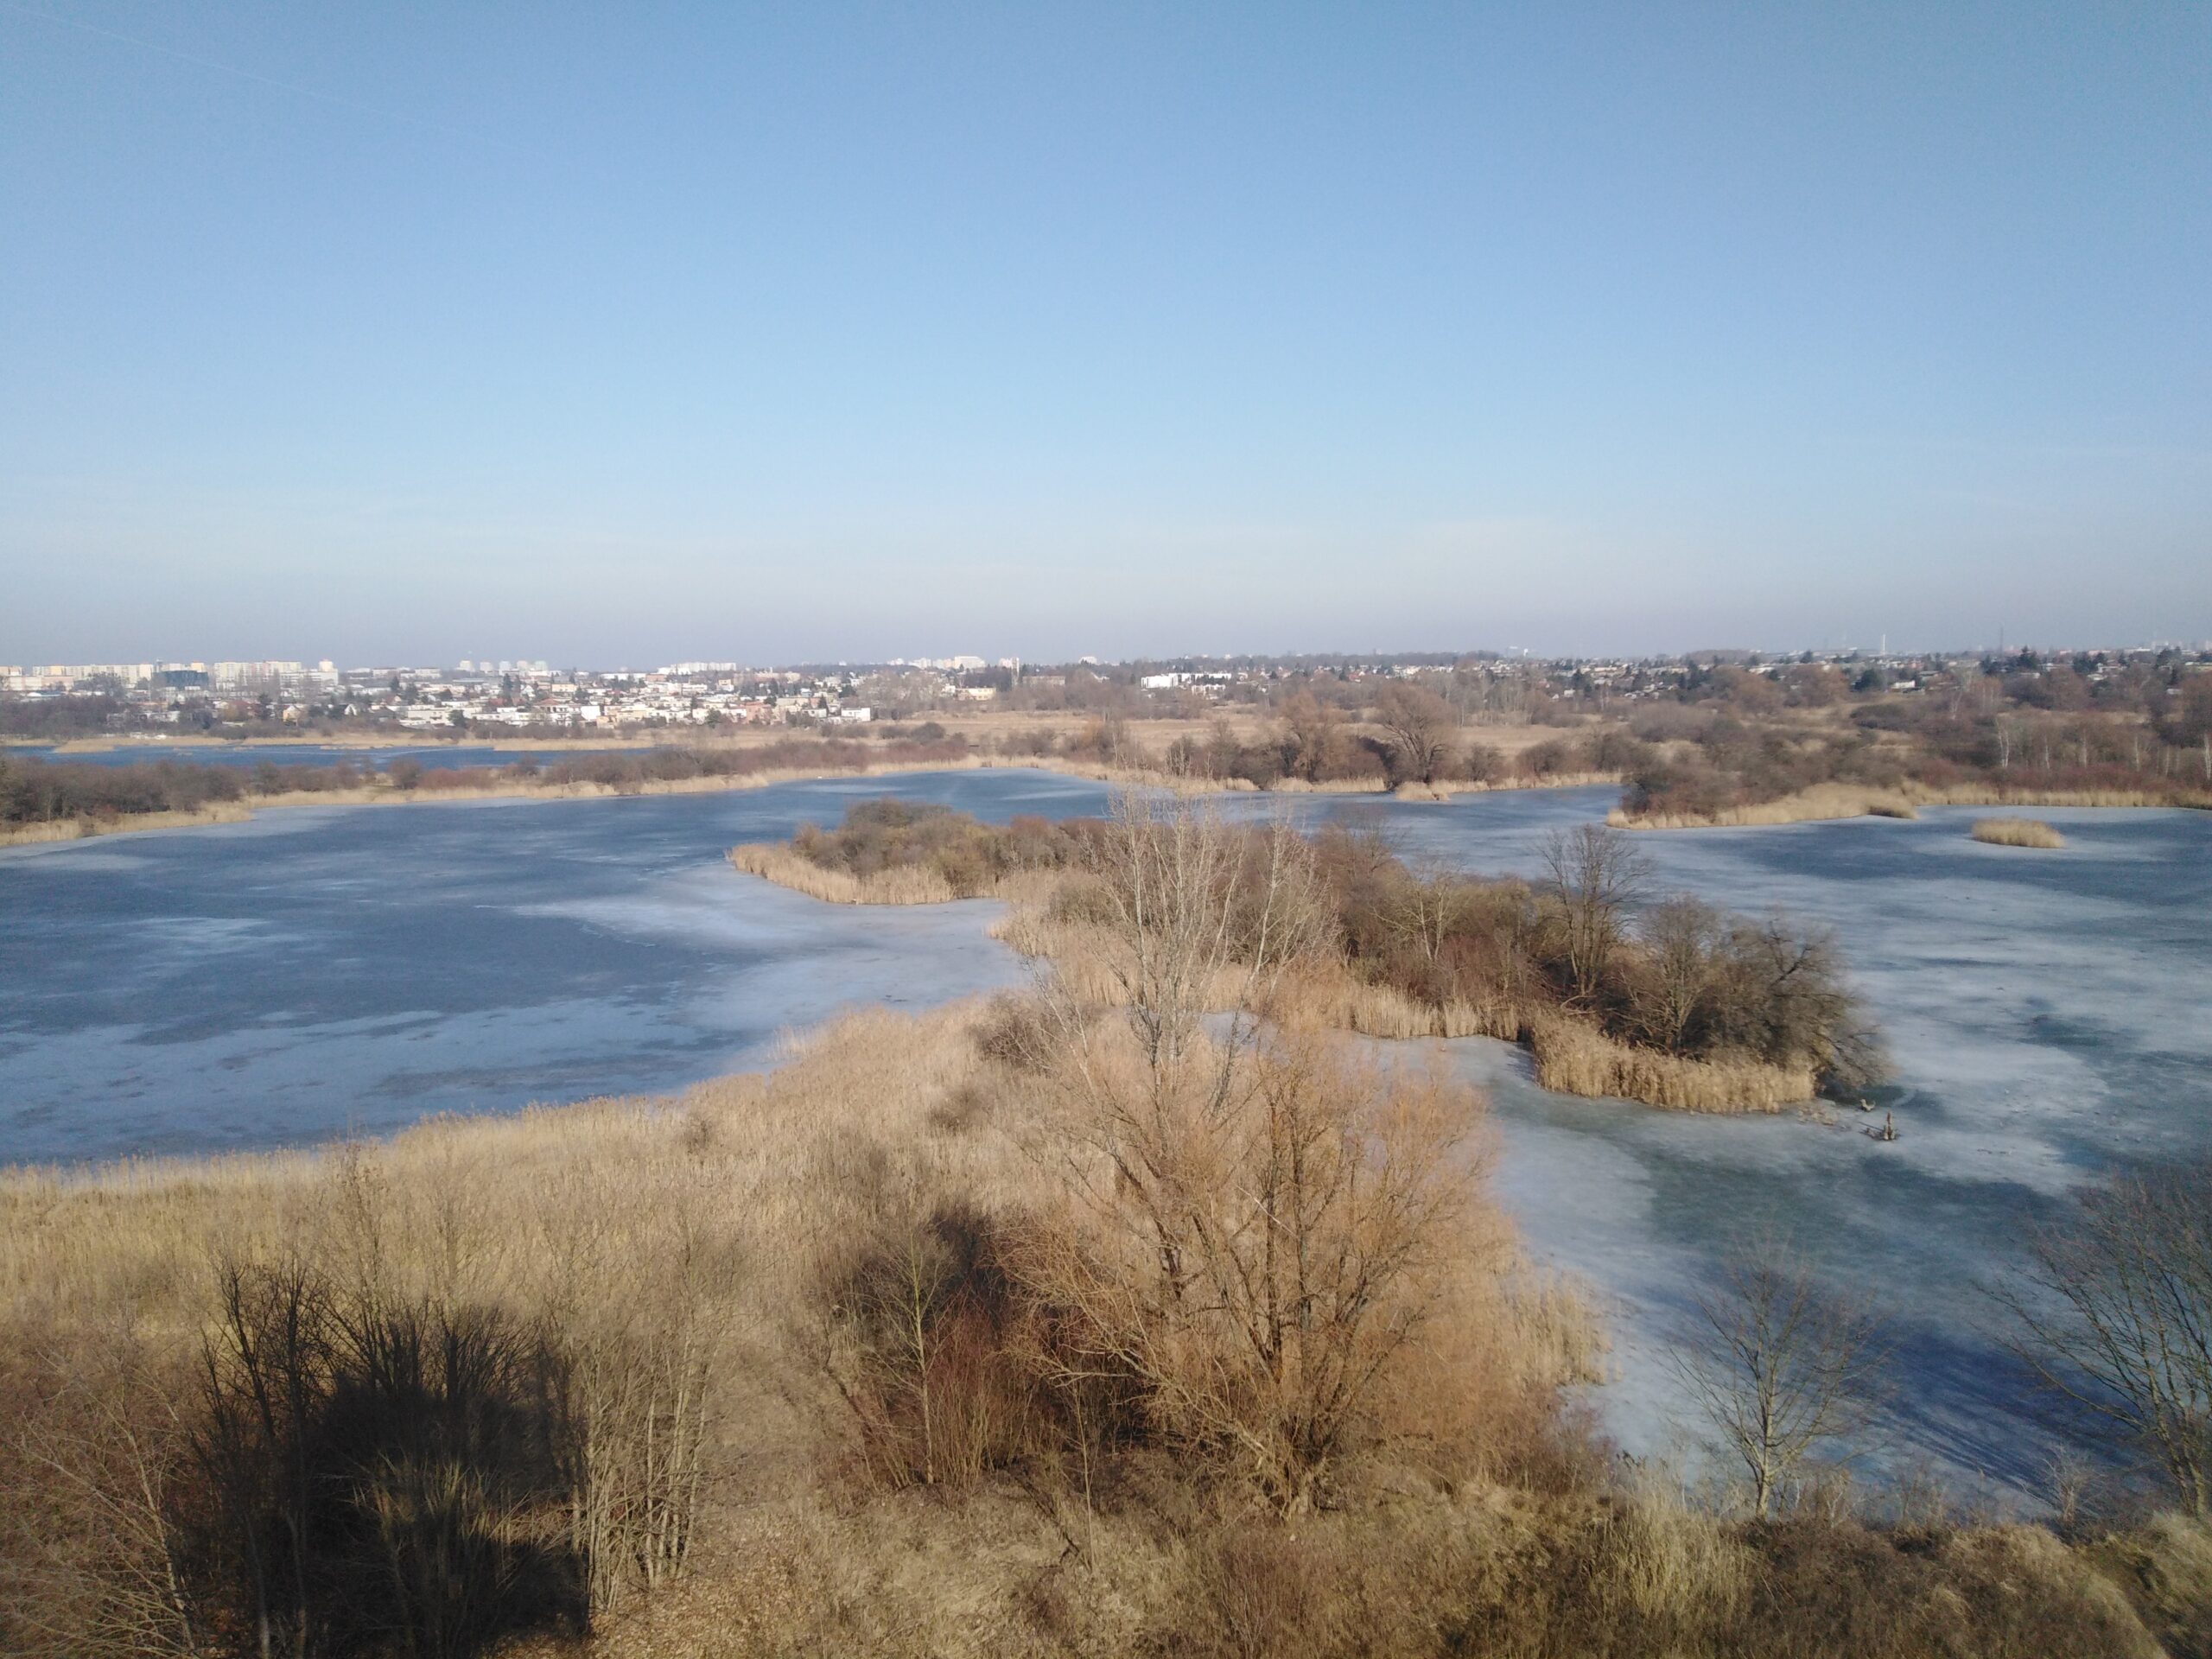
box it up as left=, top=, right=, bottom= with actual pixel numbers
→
left=3, top=3, right=2206, bottom=665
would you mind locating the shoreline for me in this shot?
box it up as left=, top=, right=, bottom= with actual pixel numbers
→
left=0, top=753, right=1622, bottom=849
left=0, top=756, right=1013, bottom=848
left=1609, top=779, right=2212, bottom=830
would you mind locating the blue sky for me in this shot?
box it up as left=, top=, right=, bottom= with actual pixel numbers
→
left=2, top=3, right=2206, bottom=664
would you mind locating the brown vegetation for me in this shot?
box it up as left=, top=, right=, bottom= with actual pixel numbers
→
left=0, top=739, right=979, bottom=841
left=1973, top=817, right=2068, bottom=849
left=5, top=995, right=2208, bottom=1655
left=1611, top=692, right=2211, bottom=830
left=737, top=797, right=1879, bottom=1111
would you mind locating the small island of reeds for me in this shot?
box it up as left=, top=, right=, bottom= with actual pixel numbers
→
left=1972, top=817, right=2067, bottom=849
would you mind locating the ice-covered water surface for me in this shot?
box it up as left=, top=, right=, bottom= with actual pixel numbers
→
left=0, top=769, right=1104, bottom=1162
left=1266, top=788, right=2212, bottom=1498
left=5, top=771, right=2206, bottom=1498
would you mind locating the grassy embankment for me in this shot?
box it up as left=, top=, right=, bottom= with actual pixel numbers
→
left=730, top=803, right=1842, bottom=1115
left=6, top=1000, right=2208, bottom=1657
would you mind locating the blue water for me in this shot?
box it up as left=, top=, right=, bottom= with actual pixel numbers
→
left=5, top=770, right=2209, bottom=1501
left=0, top=769, right=1100, bottom=1161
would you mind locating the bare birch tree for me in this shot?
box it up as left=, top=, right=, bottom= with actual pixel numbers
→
left=1675, top=1239, right=1889, bottom=1517
left=1070, top=788, right=1332, bottom=1075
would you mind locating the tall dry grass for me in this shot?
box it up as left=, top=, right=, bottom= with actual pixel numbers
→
left=728, top=842, right=962, bottom=903
left=1267, top=960, right=1520, bottom=1043
left=1525, top=1016, right=1813, bottom=1113
left=1609, top=783, right=1922, bottom=830
left=1972, top=817, right=2067, bottom=849
left=7, top=1001, right=2202, bottom=1654
left=1615, top=779, right=2209, bottom=831
left=0, top=803, right=255, bottom=846
left=0, top=1007, right=1039, bottom=1652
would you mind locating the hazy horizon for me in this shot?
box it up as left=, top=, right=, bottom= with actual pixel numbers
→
left=4, top=3, right=2207, bottom=664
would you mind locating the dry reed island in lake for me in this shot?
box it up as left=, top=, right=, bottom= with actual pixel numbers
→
left=8, top=787, right=2211, bottom=1657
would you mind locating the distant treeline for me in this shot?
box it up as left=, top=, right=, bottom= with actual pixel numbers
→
left=0, top=738, right=973, bottom=827
left=1619, top=701, right=2212, bottom=821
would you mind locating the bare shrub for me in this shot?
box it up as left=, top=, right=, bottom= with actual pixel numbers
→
left=821, top=1197, right=1044, bottom=1491
left=1675, top=1237, right=1890, bottom=1516
left=1, top=1332, right=203, bottom=1658
left=2002, top=1161, right=2212, bottom=1514
left=181, top=1253, right=588, bottom=1656
left=1020, top=1027, right=1478, bottom=1512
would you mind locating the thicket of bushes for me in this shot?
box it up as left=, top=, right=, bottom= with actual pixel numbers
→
left=1, top=754, right=254, bottom=823
left=1620, top=706, right=2210, bottom=822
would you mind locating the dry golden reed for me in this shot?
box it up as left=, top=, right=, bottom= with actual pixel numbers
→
left=1971, top=817, right=2067, bottom=849
left=1525, top=1016, right=1813, bottom=1113
left=1615, top=780, right=2208, bottom=831
left=728, top=841, right=962, bottom=903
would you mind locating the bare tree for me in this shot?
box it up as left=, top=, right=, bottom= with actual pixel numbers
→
left=1380, top=855, right=1478, bottom=981
left=1073, top=789, right=1332, bottom=1074
left=1276, top=691, right=1347, bottom=783
left=1538, top=824, right=1649, bottom=1006
left=1023, top=792, right=1480, bottom=1511
left=1999, top=1162, right=2212, bottom=1514
left=1371, top=682, right=1455, bottom=785
left=1633, top=895, right=1722, bottom=1054
left=1674, top=1239, right=1889, bottom=1517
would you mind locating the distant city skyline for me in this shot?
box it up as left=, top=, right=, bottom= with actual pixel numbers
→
left=3, top=4, right=2206, bottom=661
left=10, top=633, right=2211, bottom=686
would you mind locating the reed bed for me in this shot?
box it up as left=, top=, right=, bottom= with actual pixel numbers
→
left=728, top=842, right=963, bottom=904
left=1610, top=783, right=1921, bottom=830
left=0, top=803, right=254, bottom=846
left=1525, top=1017, right=1813, bottom=1113
left=1268, top=963, right=1519, bottom=1043
left=1615, top=779, right=2208, bottom=831
left=1971, top=817, right=2067, bottom=849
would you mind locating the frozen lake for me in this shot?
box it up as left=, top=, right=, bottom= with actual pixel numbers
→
left=4, top=769, right=2207, bottom=1501
left=0, top=769, right=1100, bottom=1160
